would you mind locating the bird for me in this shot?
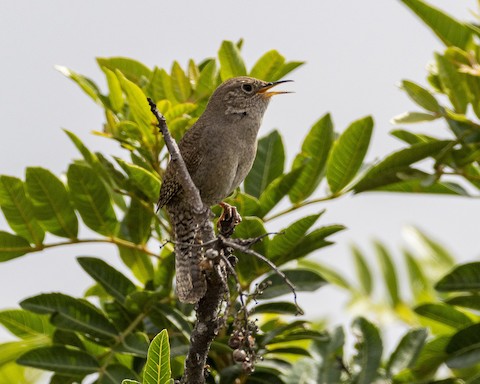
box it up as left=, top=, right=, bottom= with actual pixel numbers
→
left=157, top=76, right=291, bottom=303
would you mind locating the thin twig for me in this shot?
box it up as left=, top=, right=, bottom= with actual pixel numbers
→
left=220, top=237, right=304, bottom=315
left=17, top=238, right=161, bottom=258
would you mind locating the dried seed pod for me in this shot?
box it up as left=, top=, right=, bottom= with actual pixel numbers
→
left=233, top=348, right=247, bottom=362
left=242, top=360, right=255, bottom=374
left=228, top=335, right=241, bottom=349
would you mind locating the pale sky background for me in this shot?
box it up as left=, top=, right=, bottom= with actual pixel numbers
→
left=0, top=0, right=478, bottom=350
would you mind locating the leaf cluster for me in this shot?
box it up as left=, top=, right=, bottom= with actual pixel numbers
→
left=0, top=41, right=348, bottom=383
left=1, top=0, right=480, bottom=382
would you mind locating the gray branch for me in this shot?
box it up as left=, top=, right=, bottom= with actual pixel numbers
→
left=149, top=98, right=226, bottom=384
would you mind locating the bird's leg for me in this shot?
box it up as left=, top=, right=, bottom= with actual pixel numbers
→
left=217, top=202, right=242, bottom=237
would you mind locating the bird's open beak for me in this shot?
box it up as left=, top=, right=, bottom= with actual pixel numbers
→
left=257, top=80, right=293, bottom=97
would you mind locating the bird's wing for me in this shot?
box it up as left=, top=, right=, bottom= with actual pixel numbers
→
left=157, top=123, right=205, bottom=209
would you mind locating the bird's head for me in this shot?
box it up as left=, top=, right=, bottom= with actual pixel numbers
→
left=206, top=76, right=292, bottom=120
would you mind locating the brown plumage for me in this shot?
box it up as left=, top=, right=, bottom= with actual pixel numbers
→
left=158, top=76, right=291, bottom=303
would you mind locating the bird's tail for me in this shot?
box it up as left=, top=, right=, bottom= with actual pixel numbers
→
left=167, top=199, right=207, bottom=303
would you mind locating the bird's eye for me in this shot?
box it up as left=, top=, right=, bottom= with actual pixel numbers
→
left=241, top=83, right=253, bottom=93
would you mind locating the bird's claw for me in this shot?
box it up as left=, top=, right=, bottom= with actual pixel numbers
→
left=218, top=202, right=242, bottom=236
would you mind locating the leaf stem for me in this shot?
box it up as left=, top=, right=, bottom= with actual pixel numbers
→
left=97, top=312, right=147, bottom=377
left=29, top=237, right=160, bottom=258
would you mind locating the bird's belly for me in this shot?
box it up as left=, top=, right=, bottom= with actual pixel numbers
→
left=193, top=150, right=254, bottom=206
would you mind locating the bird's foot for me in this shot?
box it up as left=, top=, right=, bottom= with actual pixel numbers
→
left=217, top=202, right=242, bottom=237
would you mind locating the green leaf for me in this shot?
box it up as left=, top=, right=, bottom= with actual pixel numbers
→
left=268, top=213, right=322, bottom=265
left=261, top=319, right=321, bottom=345
left=194, top=59, right=218, bottom=100
left=77, top=257, right=136, bottom=304
left=63, top=130, right=104, bottom=176
left=445, top=295, right=480, bottom=311
left=159, top=68, right=180, bottom=103
left=244, top=130, right=285, bottom=198
left=254, top=302, right=299, bottom=315
left=187, top=59, right=200, bottom=84
left=446, top=323, right=480, bottom=369
left=118, top=246, right=154, bottom=284
left=149, top=304, right=192, bottom=341
left=326, top=116, right=373, bottom=194
left=436, top=262, right=480, bottom=292
left=143, top=329, right=171, bottom=384
left=402, top=336, right=450, bottom=379
left=387, top=328, right=428, bottom=377
left=0, top=337, right=50, bottom=367
left=0, top=310, right=53, bottom=339
left=377, top=179, right=468, bottom=195
left=99, top=364, right=139, bottom=384
left=391, top=129, right=436, bottom=145
left=52, top=329, right=84, bottom=350
left=402, top=80, right=441, bottom=112
left=17, top=346, right=99, bottom=376
left=406, top=226, right=455, bottom=266
left=0, top=231, right=32, bottom=262
left=391, top=111, right=439, bottom=124
left=257, top=167, right=303, bottom=217
left=102, top=66, right=124, bottom=112
left=249, top=50, right=286, bottom=81
left=119, top=198, right=154, bottom=245
left=351, top=317, right=383, bottom=384
left=375, top=241, right=401, bottom=307
left=55, top=66, right=102, bottom=105
left=154, top=252, right=175, bottom=296
left=147, top=68, right=168, bottom=103
left=218, top=40, right=246, bottom=80
left=265, top=346, right=311, bottom=357
left=285, top=225, right=345, bottom=262
left=257, top=269, right=327, bottom=299
left=436, top=53, right=470, bottom=113
left=117, top=332, right=149, bottom=358
left=400, top=0, right=472, bottom=49
left=122, top=381, right=141, bottom=384
left=404, top=250, right=431, bottom=303
left=299, top=260, right=351, bottom=290
left=117, top=71, right=155, bottom=144
left=171, top=61, right=192, bottom=102
left=289, top=113, right=334, bottom=203
left=0, top=175, right=44, bottom=245
left=67, top=164, right=118, bottom=236
left=0, top=362, right=44, bottom=384
left=271, top=61, right=304, bottom=80
left=25, top=167, right=78, bottom=239
left=116, top=159, right=161, bottom=203
left=164, top=102, right=197, bottom=121
left=125, top=291, right=162, bottom=314
left=225, top=192, right=261, bottom=218
left=311, top=326, right=345, bottom=383
left=415, top=303, right=473, bottom=329
left=282, top=359, right=318, bottom=384
left=97, top=57, right=152, bottom=86
left=20, top=293, right=118, bottom=341
left=352, top=245, right=373, bottom=295
left=353, top=140, right=451, bottom=192
left=234, top=217, right=269, bottom=281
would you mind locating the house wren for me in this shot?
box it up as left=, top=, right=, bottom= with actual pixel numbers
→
left=158, top=76, right=291, bottom=303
